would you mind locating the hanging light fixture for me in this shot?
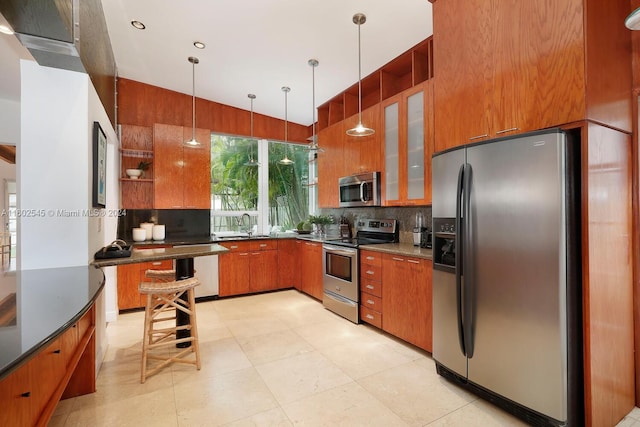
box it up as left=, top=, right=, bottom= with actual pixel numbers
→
left=185, top=56, right=200, bottom=146
left=305, top=58, right=324, bottom=152
left=346, top=13, right=375, bottom=137
left=626, top=7, right=640, bottom=30
left=244, top=94, right=260, bottom=167
left=279, top=86, right=294, bottom=165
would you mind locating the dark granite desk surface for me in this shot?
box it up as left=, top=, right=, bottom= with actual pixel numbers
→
left=91, top=243, right=229, bottom=267
left=0, top=266, right=105, bottom=380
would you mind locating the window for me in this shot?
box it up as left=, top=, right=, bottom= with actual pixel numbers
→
left=210, top=134, right=311, bottom=234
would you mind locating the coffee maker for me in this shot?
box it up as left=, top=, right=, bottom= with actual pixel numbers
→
left=413, top=212, right=432, bottom=248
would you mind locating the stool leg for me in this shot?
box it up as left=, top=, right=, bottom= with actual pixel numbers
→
left=187, top=288, right=201, bottom=370
left=141, top=293, right=153, bottom=384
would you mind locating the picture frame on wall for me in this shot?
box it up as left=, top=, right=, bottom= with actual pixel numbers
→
left=92, top=121, right=107, bottom=208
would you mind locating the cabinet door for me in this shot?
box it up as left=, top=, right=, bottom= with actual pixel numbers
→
left=250, top=250, right=278, bottom=293
left=382, top=255, right=432, bottom=352
left=405, top=85, right=427, bottom=205
left=218, top=252, right=250, bottom=297
left=277, top=239, right=299, bottom=289
left=344, top=105, right=382, bottom=175
left=117, top=264, right=143, bottom=310
left=182, top=127, right=211, bottom=209
left=301, top=241, right=323, bottom=300
left=433, top=0, right=493, bottom=151
left=317, top=123, right=345, bottom=208
left=0, top=364, right=33, bottom=426
left=382, top=94, right=401, bottom=203
left=153, top=124, right=184, bottom=208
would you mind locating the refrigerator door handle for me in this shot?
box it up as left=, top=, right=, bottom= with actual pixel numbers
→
left=455, top=163, right=466, bottom=356
left=462, top=163, right=475, bottom=358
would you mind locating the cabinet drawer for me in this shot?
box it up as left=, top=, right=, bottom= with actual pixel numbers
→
left=361, top=278, right=382, bottom=297
left=360, top=292, right=382, bottom=313
left=219, top=241, right=251, bottom=252
left=361, top=265, right=381, bottom=281
left=360, top=250, right=382, bottom=267
left=143, top=259, right=173, bottom=272
left=249, top=239, right=277, bottom=251
left=360, top=306, right=382, bottom=329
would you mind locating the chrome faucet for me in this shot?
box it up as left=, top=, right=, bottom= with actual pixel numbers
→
left=238, top=213, right=252, bottom=237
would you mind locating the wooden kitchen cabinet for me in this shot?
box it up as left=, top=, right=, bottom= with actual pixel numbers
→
left=343, top=105, right=383, bottom=176
left=300, top=240, right=323, bottom=300
left=153, top=123, right=211, bottom=209
left=117, top=249, right=173, bottom=310
left=277, top=239, right=299, bottom=289
left=219, top=240, right=279, bottom=296
left=433, top=0, right=631, bottom=151
left=120, top=124, right=154, bottom=209
left=317, top=122, right=345, bottom=208
left=382, top=81, right=433, bottom=205
left=359, top=249, right=384, bottom=329
left=381, top=253, right=432, bottom=352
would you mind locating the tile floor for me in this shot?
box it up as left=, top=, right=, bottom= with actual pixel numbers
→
left=49, top=290, right=637, bottom=426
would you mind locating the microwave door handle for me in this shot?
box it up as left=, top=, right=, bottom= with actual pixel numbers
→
left=360, top=181, right=369, bottom=202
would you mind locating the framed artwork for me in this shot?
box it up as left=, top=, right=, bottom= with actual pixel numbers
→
left=92, top=121, right=107, bottom=208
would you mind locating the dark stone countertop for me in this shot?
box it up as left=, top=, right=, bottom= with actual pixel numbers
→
left=91, top=243, right=229, bottom=267
left=0, top=266, right=105, bottom=381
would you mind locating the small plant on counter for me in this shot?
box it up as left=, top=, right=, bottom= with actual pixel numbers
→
left=308, top=214, right=333, bottom=225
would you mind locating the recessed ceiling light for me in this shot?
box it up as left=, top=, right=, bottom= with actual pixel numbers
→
left=0, top=25, right=14, bottom=35
left=193, top=41, right=205, bottom=49
left=130, top=20, right=146, bottom=30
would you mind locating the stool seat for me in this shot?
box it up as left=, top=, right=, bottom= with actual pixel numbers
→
left=139, top=274, right=201, bottom=383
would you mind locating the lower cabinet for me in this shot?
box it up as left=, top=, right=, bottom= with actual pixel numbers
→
left=277, top=239, right=299, bottom=289
left=381, top=254, right=432, bottom=352
left=360, top=249, right=384, bottom=329
left=218, top=240, right=278, bottom=297
left=300, top=241, right=323, bottom=300
left=0, top=305, right=96, bottom=426
left=117, top=251, right=173, bottom=311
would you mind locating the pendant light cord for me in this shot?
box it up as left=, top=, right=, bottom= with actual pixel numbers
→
left=357, top=21, right=363, bottom=126
left=191, top=59, right=196, bottom=141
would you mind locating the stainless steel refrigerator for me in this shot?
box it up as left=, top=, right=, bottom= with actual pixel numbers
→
left=432, top=129, right=582, bottom=426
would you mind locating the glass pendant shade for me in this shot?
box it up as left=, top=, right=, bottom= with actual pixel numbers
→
left=346, top=13, right=375, bottom=137
left=626, top=7, right=640, bottom=30
left=244, top=94, right=260, bottom=167
left=185, top=56, right=201, bottom=146
left=279, top=86, right=294, bottom=165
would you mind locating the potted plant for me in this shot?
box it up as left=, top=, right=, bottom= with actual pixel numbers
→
left=309, top=214, right=333, bottom=237
left=125, top=161, right=152, bottom=180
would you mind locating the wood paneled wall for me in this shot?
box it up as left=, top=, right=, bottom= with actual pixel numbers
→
left=117, top=78, right=311, bottom=143
left=630, top=0, right=640, bottom=408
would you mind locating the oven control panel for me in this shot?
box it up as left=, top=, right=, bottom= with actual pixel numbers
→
left=356, top=218, right=397, bottom=233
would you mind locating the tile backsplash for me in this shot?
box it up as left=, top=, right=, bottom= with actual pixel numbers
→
left=118, top=209, right=210, bottom=241
left=318, top=206, right=432, bottom=244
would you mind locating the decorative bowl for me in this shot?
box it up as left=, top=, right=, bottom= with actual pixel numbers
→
left=126, top=169, right=142, bottom=179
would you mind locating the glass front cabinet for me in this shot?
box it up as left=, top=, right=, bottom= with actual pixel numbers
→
left=382, top=81, right=433, bottom=205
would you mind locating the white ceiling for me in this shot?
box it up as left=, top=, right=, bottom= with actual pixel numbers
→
left=102, top=0, right=433, bottom=126
left=0, top=1, right=433, bottom=127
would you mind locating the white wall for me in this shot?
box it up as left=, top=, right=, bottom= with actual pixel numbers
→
left=0, top=98, right=20, bottom=145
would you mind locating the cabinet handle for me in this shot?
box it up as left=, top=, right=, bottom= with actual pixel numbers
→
left=152, top=262, right=162, bottom=266
left=53, top=349, right=61, bottom=354
left=171, top=206, right=182, bottom=208
left=366, top=284, right=375, bottom=290
left=21, top=392, right=31, bottom=398
left=495, top=127, right=519, bottom=135
left=469, top=134, right=489, bottom=141
left=366, top=270, right=374, bottom=275
left=366, top=256, right=375, bottom=260
left=230, top=245, right=238, bottom=249
left=367, top=299, right=375, bottom=305
left=366, top=314, right=374, bottom=320
left=239, top=253, right=249, bottom=256
left=392, top=257, right=404, bottom=262
left=259, top=244, right=267, bottom=248
left=407, top=259, right=420, bottom=264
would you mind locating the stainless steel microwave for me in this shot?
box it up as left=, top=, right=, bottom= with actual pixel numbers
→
left=338, top=172, right=381, bottom=207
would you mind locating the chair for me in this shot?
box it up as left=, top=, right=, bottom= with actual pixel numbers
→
left=139, top=271, right=201, bottom=383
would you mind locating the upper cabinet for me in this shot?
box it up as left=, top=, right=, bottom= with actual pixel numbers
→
left=120, top=125, right=154, bottom=209
left=154, top=124, right=211, bottom=209
left=317, top=122, right=345, bottom=208
left=433, top=0, right=632, bottom=152
left=343, top=105, right=383, bottom=176
left=382, top=81, right=433, bottom=206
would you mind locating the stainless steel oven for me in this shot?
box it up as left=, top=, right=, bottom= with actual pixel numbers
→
left=322, top=244, right=359, bottom=323
left=322, top=218, right=398, bottom=324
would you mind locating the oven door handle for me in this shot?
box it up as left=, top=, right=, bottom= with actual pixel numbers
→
left=323, top=245, right=358, bottom=256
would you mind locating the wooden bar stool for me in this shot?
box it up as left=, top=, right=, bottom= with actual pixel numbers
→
left=139, top=272, right=201, bottom=383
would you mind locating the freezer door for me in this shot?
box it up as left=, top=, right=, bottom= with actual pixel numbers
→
left=432, top=147, right=467, bottom=377
left=465, top=131, right=568, bottom=422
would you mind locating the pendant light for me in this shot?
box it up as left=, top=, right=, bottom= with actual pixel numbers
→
left=244, top=94, right=260, bottom=167
left=305, top=58, right=324, bottom=152
left=185, top=56, right=200, bottom=146
left=346, top=13, right=375, bottom=137
left=279, top=86, right=294, bottom=165
left=626, top=7, right=640, bottom=30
